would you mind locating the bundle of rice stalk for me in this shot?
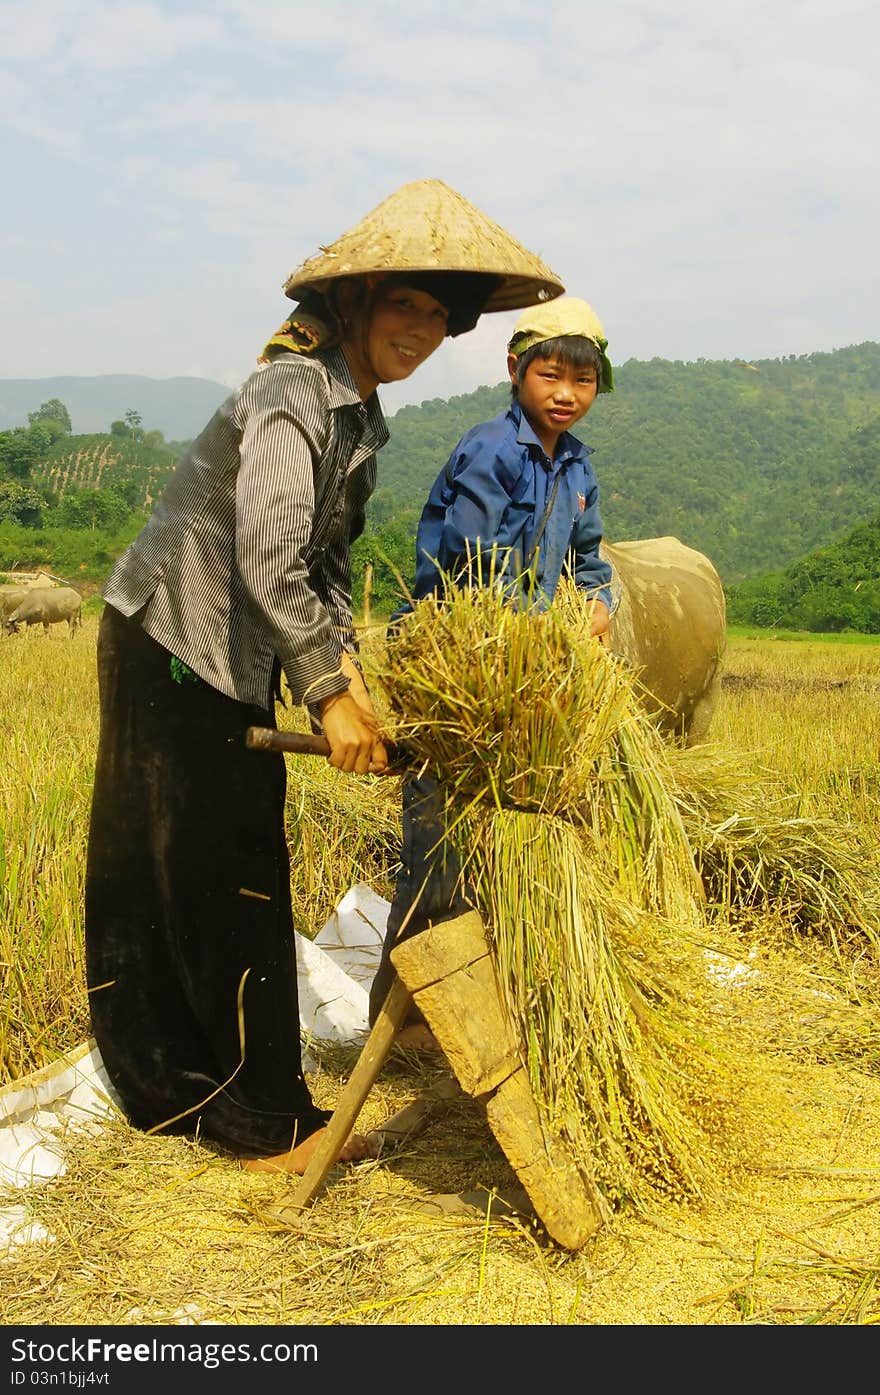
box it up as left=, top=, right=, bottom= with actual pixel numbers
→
left=463, top=806, right=750, bottom=1213
left=382, top=577, right=756, bottom=1212
left=552, top=579, right=705, bottom=925
left=665, top=743, right=880, bottom=959
left=386, top=575, right=704, bottom=928
left=383, top=580, right=634, bottom=816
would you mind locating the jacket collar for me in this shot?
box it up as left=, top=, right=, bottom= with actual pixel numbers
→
left=508, top=399, right=593, bottom=465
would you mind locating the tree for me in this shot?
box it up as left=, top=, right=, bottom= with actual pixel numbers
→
left=0, top=480, right=44, bottom=527
left=28, top=418, right=68, bottom=452
left=124, top=409, right=145, bottom=442
left=55, top=486, right=131, bottom=533
left=110, top=409, right=146, bottom=443
left=28, top=399, right=72, bottom=433
left=0, top=427, right=42, bottom=480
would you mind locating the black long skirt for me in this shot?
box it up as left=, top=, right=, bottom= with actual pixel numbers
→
left=85, top=604, right=329, bottom=1157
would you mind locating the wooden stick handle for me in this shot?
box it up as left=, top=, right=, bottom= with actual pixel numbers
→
left=246, top=725, right=406, bottom=773
left=288, top=975, right=413, bottom=1211
left=246, top=727, right=331, bottom=757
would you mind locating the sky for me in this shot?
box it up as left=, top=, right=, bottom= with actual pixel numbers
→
left=2, top=0, right=877, bottom=416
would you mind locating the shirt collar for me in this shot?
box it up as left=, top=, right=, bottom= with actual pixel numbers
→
left=508, top=399, right=593, bottom=465
left=323, top=346, right=364, bottom=407
left=323, top=348, right=389, bottom=451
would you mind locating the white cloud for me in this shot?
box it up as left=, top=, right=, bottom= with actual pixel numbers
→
left=0, top=1, right=222, bottom=71
left=1, top=0, right=877, bottom=404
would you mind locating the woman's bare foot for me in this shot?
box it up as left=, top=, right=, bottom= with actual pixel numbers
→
left=240, top=1127, right=374, bottom=1175
left=395, top=1023, right=441, bottom=1051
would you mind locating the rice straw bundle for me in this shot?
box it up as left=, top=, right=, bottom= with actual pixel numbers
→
left=463, top=807, right=741, bottom=1214
left=384, top=580, right=633, bottom=815
left=381, top=577, right=755, bottom=1213
left=665, top=743, right=880, bottom=958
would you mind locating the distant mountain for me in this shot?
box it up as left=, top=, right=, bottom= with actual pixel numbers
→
left=0, top=375, right=232, bottom=440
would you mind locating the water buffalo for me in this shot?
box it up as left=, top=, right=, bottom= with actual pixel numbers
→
left=602, top=536, right=726, bottom=745
left=0, top=586, right=28, bottom=634
left=4, top=586, right=83, bottom=637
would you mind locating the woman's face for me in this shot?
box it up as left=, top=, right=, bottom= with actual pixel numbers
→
left=344, top=282, right=449, bottom=395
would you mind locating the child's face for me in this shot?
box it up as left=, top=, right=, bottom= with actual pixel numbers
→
left=509, top=352, right=599, bottom=453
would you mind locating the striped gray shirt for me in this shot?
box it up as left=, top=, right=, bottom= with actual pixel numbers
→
left=102, top=348, right=389, bottom=709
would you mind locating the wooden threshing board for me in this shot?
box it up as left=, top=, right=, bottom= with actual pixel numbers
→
left=391, top=911, right=603, bottom=1250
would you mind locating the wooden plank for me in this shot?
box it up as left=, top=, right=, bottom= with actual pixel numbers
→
left=390, top=909, right=490, bottom=992
left=407, top=956, right=520, bottom=1096
left=391, top=910, right=520, bottom=1093
left=485, top=1068, right=604, bottom=1250
left=391, top=912, right=604, bottom=1249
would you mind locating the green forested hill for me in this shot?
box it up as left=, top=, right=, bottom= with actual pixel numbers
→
left=374, top=342, right=880, bottom=585
left=727, top=510, right=880, bottom=632
left=0, top=406, right=184, bottom=587
left=2, top=345, right=879, bottom=625
left=35, top=431, right=181, bottom=515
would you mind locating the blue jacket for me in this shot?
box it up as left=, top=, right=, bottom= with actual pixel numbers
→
left=407, top=401, right=612, bottom=611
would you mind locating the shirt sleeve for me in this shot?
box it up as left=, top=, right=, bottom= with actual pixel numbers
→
left=315, top=449, right=378, bottom=661
left=315, top=535, right=356, bottom=651
left=234, top=363, right=350, bottom=707
left=568, top=474, right=614, bottom=612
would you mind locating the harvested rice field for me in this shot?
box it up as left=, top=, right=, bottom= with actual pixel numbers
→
left=5, top=1039, right=880, bottom=1327
left=2, top=613, right=880, bottom=1327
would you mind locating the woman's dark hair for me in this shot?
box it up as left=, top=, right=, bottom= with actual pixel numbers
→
left=510, top=335, right=603, bottom=399
left=327, top=272, right=500, bottom=339
left=385, top=271, right=500, bottom=336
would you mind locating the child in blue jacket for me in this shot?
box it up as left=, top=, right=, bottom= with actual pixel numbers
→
left=370, top=297, right=616, bottom=1041
left=408, top=295, right=614, bottom=626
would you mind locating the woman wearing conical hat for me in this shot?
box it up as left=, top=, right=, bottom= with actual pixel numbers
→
left=84, top=180, right=564, bottom=1175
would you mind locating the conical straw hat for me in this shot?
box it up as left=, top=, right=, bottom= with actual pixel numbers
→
left=283, top=179, right=564, bottom=313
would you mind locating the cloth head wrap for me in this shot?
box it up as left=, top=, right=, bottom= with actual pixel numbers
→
left=258, top=289, right=342, bottom=364
left=507, top=296, right=614, bottom=393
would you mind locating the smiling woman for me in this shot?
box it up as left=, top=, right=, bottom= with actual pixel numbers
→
left=83, top=178, right=565, bottom=1181
left=358, top=283, right=450, bottom=385
left=316, top=278, right=455, bottom=399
